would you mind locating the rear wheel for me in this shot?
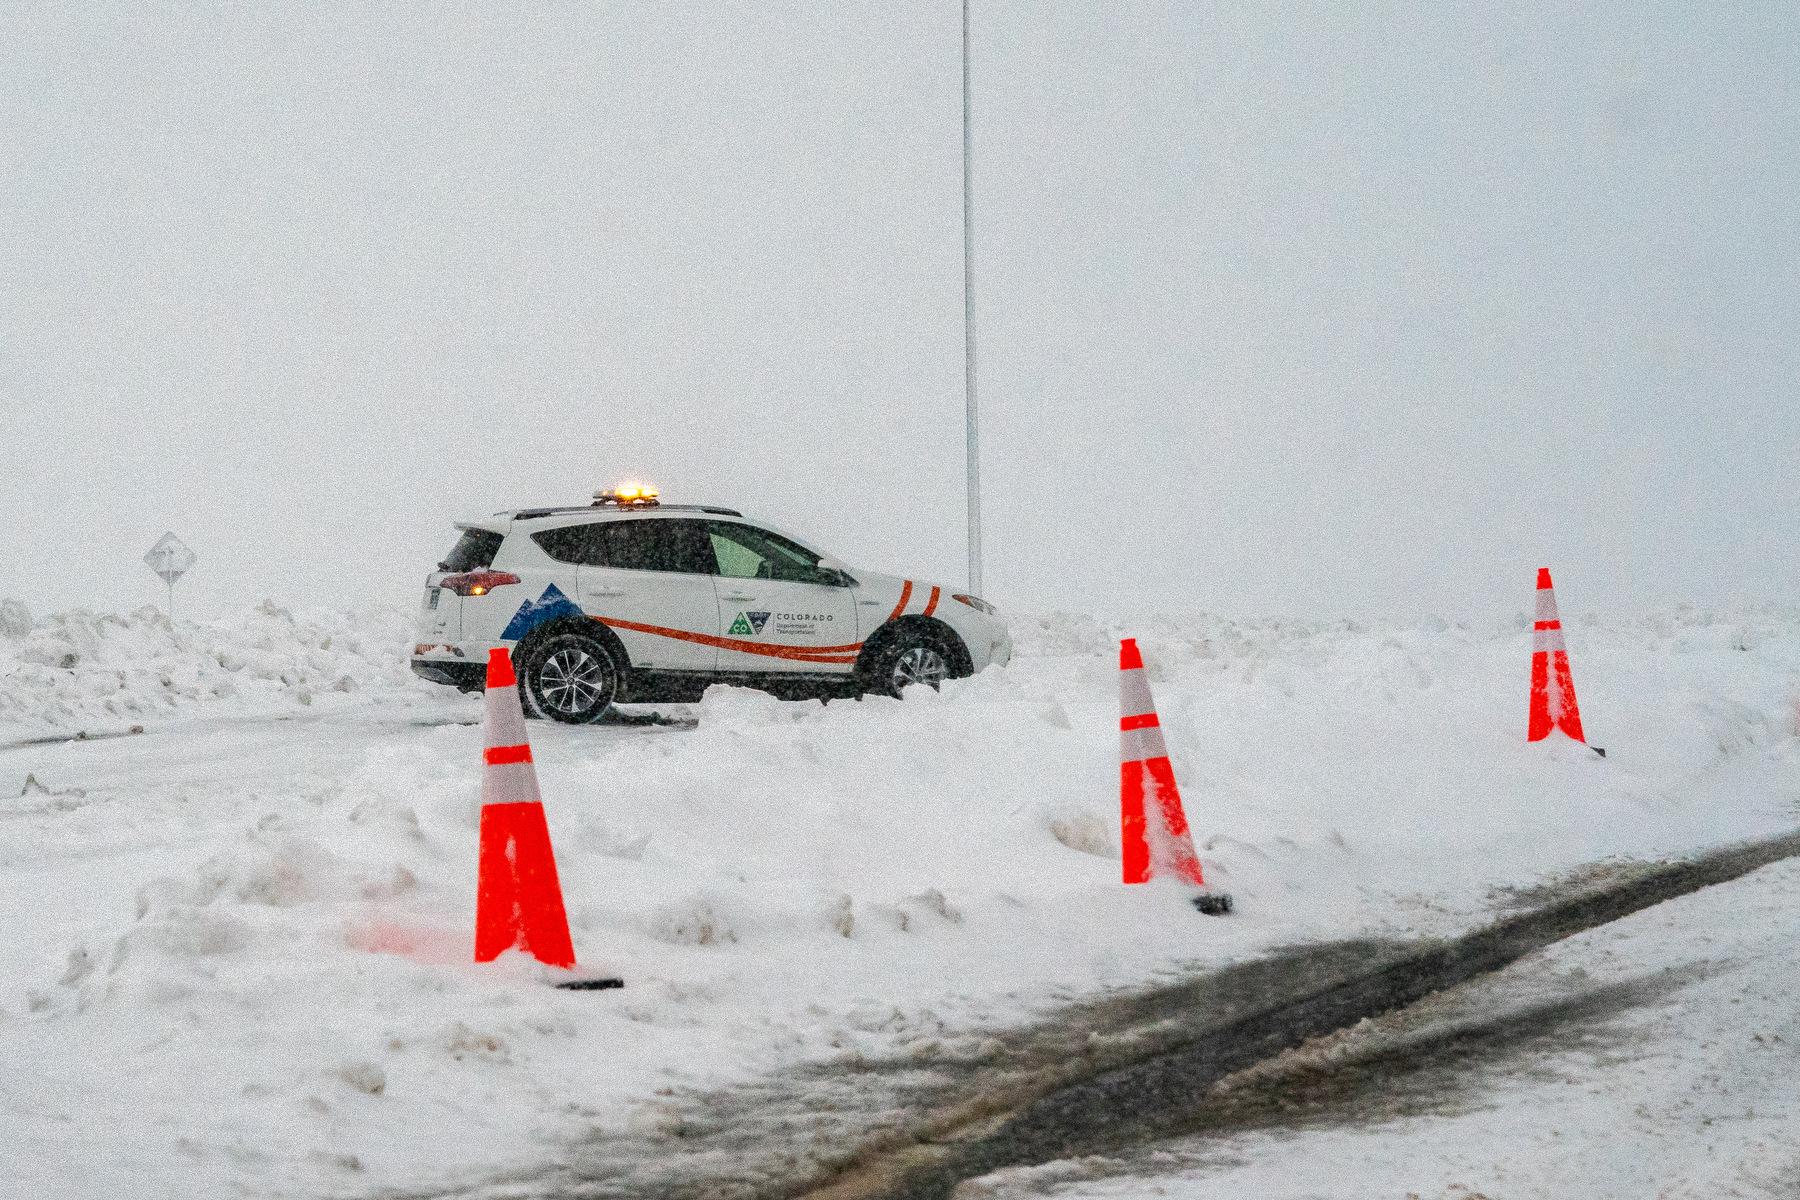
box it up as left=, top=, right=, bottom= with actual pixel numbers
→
left=520, top=631, right=621, bottom=724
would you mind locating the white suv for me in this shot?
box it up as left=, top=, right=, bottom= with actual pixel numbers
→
left=411, top=489, right=1012, bottom=722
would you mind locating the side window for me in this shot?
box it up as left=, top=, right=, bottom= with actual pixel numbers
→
left=531, top=526, right=592, bottom=565
left=711, top=533, right=765, bottom=579
left=706, top=522, right=838, bottom=585
left=589, top=519, right=713, bottom=574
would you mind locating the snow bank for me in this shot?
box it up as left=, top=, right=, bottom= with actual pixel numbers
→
left=0, top=600, right=425, bottom=739
left=1, top=601, right=1797, bottom=1197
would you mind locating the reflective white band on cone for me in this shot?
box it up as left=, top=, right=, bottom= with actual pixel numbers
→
left=1532, top=627, right=1567, bottom=653
left=481, top=650, right=541, bottom=807
left=482, top=759, right=541, bottom=807
left=1121, top=723, right=1169, bottom=764
left=485, top=688, right=530, bottom=749
left=1119, top=669, right=1156, bottom=721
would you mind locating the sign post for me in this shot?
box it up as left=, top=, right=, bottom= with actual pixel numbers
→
left=143, top=532, right=197, bottom=622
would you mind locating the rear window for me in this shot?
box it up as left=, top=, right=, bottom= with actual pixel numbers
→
left=440, top=528, right=503, bottom=572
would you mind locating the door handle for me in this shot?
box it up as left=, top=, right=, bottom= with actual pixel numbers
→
left=720, top=591, right=755, bottom=602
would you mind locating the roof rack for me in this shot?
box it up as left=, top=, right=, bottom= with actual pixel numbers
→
left=501, top=504, right=744, bottom=520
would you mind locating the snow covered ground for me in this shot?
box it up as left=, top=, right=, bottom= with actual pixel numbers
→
left=0, top=599, right=1796, bottom=1197
left=966, top=854, right=1800, bottom=1200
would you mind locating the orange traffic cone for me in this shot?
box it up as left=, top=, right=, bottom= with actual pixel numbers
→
left=1529, top=569, right=1603, bottom=756
left=474, top=647, right=578, bottom=969
left=1120, top=638, right=1231, bottom=914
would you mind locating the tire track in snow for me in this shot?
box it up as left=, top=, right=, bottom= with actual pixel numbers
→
left=785, top=827, right=1800, bottom=1200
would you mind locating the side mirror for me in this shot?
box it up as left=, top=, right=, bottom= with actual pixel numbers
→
left=815, top=557, right=856, bottom=587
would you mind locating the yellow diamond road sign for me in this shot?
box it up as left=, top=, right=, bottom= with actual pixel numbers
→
left=143, top=532, right=197, bottom=586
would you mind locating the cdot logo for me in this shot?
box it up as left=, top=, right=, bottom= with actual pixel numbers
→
left=728, top=611, right=771, bottom=636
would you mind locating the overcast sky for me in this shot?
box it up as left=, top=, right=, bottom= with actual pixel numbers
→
left=3, top=2, right=1795, bottom=623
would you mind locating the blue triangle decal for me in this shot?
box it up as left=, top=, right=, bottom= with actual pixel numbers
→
left=500, top=583, right=586, bottom=641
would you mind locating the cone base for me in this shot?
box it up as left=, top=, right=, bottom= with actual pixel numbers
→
left=554, top=977, right=625, bottom=991
left=1192, top=892, right=1234, bottom=916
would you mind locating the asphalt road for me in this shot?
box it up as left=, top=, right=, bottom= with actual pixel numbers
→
left=491, top=828, right=1800, bottom=1200
left=961, top=852, right=1800, bottom=1199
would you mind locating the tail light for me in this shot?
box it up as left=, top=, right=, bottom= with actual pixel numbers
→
left=439, top=570, right=521, bottom=597
left=952, top=593, right=996, bottom=615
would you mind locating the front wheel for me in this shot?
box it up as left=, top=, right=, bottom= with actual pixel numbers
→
left=520, top=631, right=621, bottom=724
left=864, top=631, right=958, bottom=698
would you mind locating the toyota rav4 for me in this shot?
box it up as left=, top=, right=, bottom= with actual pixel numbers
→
left=411, top=487, right=1011, bottom=722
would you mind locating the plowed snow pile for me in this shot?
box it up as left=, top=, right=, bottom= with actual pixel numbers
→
left=1, top=601, right=1797, bottom=1198
left=0, top=600, right=420, bottom=741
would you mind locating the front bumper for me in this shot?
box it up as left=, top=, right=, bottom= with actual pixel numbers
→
left=955, top=613, right=1012, bottom=673
left=988, top=634, right=1013, bottom=669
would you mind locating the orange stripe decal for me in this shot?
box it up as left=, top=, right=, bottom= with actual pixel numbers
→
left=485, top=743, right=533, bottom=765
left=888, top=580, right=914, bottom=622
left=922, top=585, right=940, bottom=617
left=593, top=616, right=863, bottom=663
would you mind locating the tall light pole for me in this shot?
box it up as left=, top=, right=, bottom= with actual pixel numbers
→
left=962, top=0, right=983, bottom=595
